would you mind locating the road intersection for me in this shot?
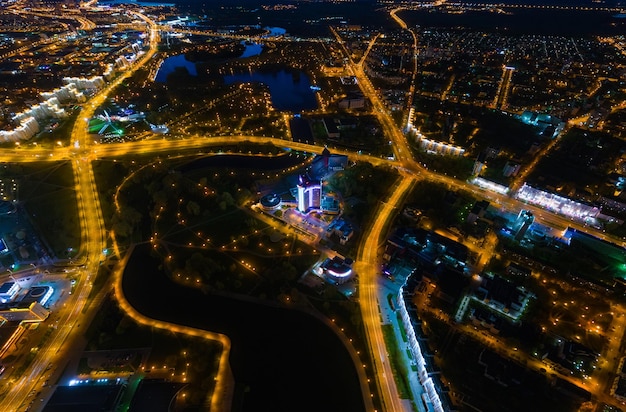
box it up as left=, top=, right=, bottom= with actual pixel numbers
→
left=1, top=6, right=625, bottom=412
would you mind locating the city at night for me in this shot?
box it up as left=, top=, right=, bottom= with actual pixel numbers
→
left=0, top=0, right=626, bottom=411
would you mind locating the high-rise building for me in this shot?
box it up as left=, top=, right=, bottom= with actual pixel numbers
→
left=472, top=151, right=487, bottom=176
left=297, top=174, right=321, bottom=213
left=513, top=210, right=534, bottom=241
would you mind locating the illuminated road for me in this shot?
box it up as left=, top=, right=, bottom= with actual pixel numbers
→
left=330, top=13, right=626, bottom=411
left=355, top=175, right=417, bottom=412
left=599, top=306, right=626, bottom=402
left=113, top=246, right=233, bottom=412
left=330, top=26, right=414, bottom=168
left=388, top=8, right=419, bottom=124
left=493, top=65, right=514, bottom=110
left=359, top=33, right=381, bottom=67
left=0, top=9, right=167, bottom=412
left=2, top=127, right=625, bottom=412
left=10, top=9, right=96, bottom=31
left=508, top=123, right=569, bottom=193
left=3, top=4, right=626, bottom=412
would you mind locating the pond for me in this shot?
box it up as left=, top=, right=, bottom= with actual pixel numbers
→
left=224, top=69, right=318, bottom=112
left=154, top=41, right=267, bottom=80
left=175, top=152, right=307, bottom=173
left=155, top=54, right=197, bottom=83
left=239, top=41, right=263, bottom=58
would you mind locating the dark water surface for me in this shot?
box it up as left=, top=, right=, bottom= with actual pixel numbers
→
left=224, top=69, right=318, bottom=112
left=175, top=152, right=306, bottom=173
left=122, top=244, right=366, bottom=412
left=155, top=54, right=198, bottom=83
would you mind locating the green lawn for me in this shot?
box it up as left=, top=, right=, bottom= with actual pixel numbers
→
left=381, top=324, right=413, bottom=400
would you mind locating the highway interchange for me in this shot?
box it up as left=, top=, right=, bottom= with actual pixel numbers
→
left=1, top=4, right=626, bottom=412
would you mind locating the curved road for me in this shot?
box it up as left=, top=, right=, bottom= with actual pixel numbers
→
left=1, top=5, right=625, bottom=412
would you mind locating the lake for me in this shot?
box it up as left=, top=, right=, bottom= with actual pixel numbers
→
left=239, top=41, right=264, bottom=58
left=264, top=27, right=287, bottom=37
left=176, top=152, right=307, bottom=173
left=155, top=54, right=197, bottom=83
left=155, top=42, right=263, bottom=82
left=155, top=58, right=318, bottom=112
left=224, top=69, right=318, bottom=112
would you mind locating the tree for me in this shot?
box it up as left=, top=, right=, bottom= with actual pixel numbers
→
left=186, top=200, right=201, bottom=216
left=115, top=316, right=133, bottom=335
left=112, top=219, right=133, bottom=238
left=236, top=188, right=253, bottom=205
left=280, top=261, right=298, bottom=282
left=120, top=205, right=143, bottom=227
left=221, top=192, right=235, bottom=207
left=152, top=190, right=168, bottom=208
left=245, top=218, right=259, bottom=230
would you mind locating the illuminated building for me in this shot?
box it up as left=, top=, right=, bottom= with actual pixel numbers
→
left=131, top=42, right=142, bottom=54
left=320, top=195, right=340, bottom=215
left=0, top=321, right=25, bottom=358
left=0, top=301, right=49, bottom=323
left=503, top=161, right=520, bottom=177
left=472, top=151, right=487, bottom=176
left=513, top=210, right=534, bottom=241
left=516, top=183, right=600, bottom=221
left=519, top=111, right=564, bottom=139
left=260, top=193, right=281, bottom=211
left=63, top=76, right=105, bottom=90
left=0, top=282, right=19, bottom=304
left=330, top=219, right=353, bottom=245
left=398, top=274, right=450, bottom=412
left=1, top=41, right=135, bottom=141
left=150, top=123, right=169, bottom=134
left=417, top=135, right=465, bottom=157
left=103, top=63, right=115, bottom=80
left=115, top=56, right=131, bottom=70
left=338, top=93, right=365, bottom=109
left=297, top=174, right=321, bottom=212
left=0, top=284, right=54, bottom=359
left=22, top=286, right=54, bottom=307
left=16, top=98, right=67, bottom=122
left=406, top=114, right=466, bottom=157
left=404, top=107, right=416, bottom=133
left=0, top=116, right=39, bottom=142
left=471, top=176, right=509, bottom=195
left=2, top=91, right=75, bottom=142
left=40, top=83, right=84, bottom=103
left=320, top=256, right=353, bottom=284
